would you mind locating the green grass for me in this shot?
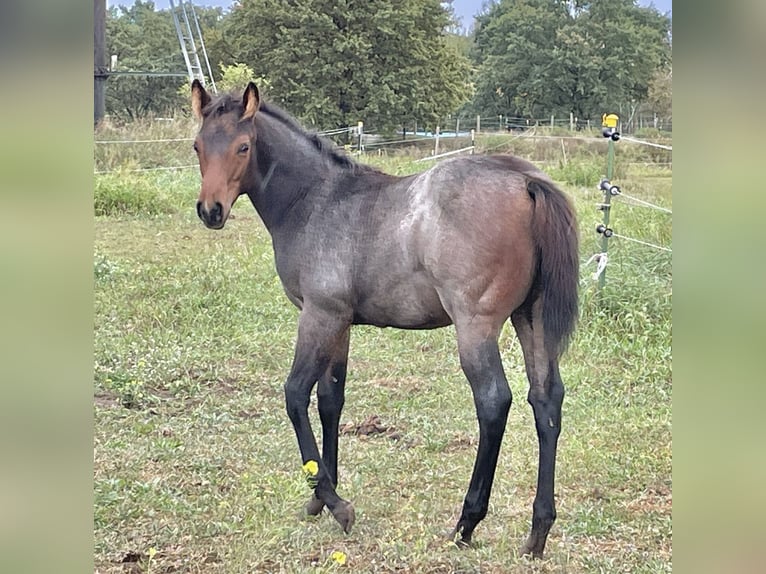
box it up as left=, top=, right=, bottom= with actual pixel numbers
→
left=93, top=146, right=671, bottom=573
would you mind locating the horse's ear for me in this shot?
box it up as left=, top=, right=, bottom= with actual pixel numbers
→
left=191, top=79, right=211, bottom=119
left=242, top=82, right=260, bottom=121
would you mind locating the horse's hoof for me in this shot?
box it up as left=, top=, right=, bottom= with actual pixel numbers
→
left=519, top=535, right=544, bottom=559
left=446, top=527, right=473, bottom=548
left=330, top=500, right=355, bottom=533
left=305, top=495, right=324, bottom=516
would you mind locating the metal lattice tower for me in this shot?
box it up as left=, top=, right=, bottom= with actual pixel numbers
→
left=169, top=0, right=217, bottom=92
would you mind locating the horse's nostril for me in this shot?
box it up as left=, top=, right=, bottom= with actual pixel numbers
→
left=196, top=199, right=225, bottom=228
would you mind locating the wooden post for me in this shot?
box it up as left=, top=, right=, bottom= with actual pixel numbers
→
left=550, top=115, right=555, bottom=128
left=569, top=112, right=574, bottom=131
left=357, top=121, right=363, bottom=153
left=476, top=115, right=481, bottom=134
left=455, top=117, right=460, bottom=137
left=94, top=0, right=107, bottom=126
left=470, top=129, right=475, bottom=154
left=434, top=125, right=440, bottom=156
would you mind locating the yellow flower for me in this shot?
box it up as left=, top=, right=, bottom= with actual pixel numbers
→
left=302, top=460, right=319, bottom=488
left=330, top=550, right=347, bottom=566
left=302, top=460, right=319, bottom=476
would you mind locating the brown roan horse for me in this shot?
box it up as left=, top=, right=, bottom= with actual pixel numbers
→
left=191, top=80, right=579, bottom=558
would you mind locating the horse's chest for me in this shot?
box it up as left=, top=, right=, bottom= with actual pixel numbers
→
left=274, top=241, right=354, bottom=309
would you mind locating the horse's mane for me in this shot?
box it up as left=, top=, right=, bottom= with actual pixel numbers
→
left=260, top=102, right=382, bottom=174
left=203, top=92, right=381, bottom=175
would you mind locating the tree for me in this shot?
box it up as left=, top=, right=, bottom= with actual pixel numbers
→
left=105, top=1, right=185, bottom=120
left=470, top=0, right=569, bottom=118
left=105, top=2, right=226, bottom=120
left=469, top=0, right=671, bottom=121
left=221, top=0, right=471, bottom=132
left=647, top=63, right=672, bottom=122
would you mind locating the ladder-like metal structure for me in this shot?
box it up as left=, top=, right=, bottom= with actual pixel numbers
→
left=169, top=0, right=217, bottom=92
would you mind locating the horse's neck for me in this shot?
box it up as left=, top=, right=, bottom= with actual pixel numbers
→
left=248, top=121, right=339, bottom=234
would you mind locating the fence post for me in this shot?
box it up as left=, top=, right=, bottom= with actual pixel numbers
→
left=597, top=113, right=620, bottom=293
left=550, top=115, right=555, bottom=128
left=357, top=121, right=363, bottom=153
left=455, top=117, right=460, bottom=137
left=476, top=115, right=481, bottom=134
left=570, top=112, right=574, bottom=131
left=470, top=129, right=475, bottom=154
left=434, top=125, right=440, bottom=156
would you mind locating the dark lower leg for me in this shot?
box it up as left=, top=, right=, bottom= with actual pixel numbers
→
left=284, top=315, right=354, bottom=532
left=521, top=369, right=564, bottom=557
left=452, top=410, right=510, bottom=544
left=285, top=380, right=354, bottom=531
left=452, top=339, right=512, bottom=545
left=306, top=360, right=347, bottom=516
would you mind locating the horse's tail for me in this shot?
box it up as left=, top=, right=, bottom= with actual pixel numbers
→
left=526, top=179, right=579, bottom=357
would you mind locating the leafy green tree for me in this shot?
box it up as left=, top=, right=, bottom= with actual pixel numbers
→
left=221, top=0, right=471, bottom=132
left=569, top=0, right=670, bottom=117
left=105, top=2, right=226, bottom=120
left=647, top=62, right=672, bottom=121
left=215, top=62, right=273, bottom=94
left=469, top=0, right=671, bottom=120
left=470, top=0, right=569, bottom=118
left=105, top=1, right=185, bottom=120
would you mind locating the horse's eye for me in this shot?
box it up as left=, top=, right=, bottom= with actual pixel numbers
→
left=238, top=143, right=250, bottom=154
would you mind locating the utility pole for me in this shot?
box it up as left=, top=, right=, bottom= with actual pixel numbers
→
left=94, top=0, right=107, bottom=126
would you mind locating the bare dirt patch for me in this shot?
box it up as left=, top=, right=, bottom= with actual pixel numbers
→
left=340, top=414, right=402, bottom=440
left=444, top=432, right=477, bottom=452
left=94, top=392, right=121, bottom=408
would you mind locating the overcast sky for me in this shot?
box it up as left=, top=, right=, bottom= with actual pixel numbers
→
left=110, top=1, right=673, bottom=29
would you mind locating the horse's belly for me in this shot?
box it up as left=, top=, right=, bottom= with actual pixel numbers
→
left=352, top=280, right=451, bottom=329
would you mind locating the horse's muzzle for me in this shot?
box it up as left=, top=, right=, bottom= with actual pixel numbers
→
left=197, top=200, right=225, bottom=229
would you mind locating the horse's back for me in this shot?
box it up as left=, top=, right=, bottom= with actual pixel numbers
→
left=295, top=153, right=566, bottom=330
left=372, top=154, right=550, bottom=324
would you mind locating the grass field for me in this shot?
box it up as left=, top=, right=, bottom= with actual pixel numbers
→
left=93, top=132, right=672, bottom=573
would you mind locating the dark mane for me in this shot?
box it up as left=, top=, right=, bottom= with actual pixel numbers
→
left=204, top=92, right=381, bottom=175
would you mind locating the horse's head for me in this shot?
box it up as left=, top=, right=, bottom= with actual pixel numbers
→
left=191, top=80, right=260, bottom=229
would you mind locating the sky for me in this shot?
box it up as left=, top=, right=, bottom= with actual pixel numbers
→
left=110, top=1, right=673, bottom=29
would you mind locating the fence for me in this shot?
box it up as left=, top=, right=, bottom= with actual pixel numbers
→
left=94, top=127, right=672, bottom=175
left=385, top=112, right=671, bottom=137
left=586, top=128, right=672, bottom=292
left=94, top=116, right=671, bottom=294
left=94, top=119, right=673, bottom=173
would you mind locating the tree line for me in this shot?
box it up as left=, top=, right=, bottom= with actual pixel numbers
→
left=104, top=0, right=671, bottom=132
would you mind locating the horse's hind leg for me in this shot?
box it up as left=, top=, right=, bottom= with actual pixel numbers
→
left=306, top=329, right=350, bottom=517
left=450, top=317, right=512, bottom=545
left=511, top=298, right=565, bottom=558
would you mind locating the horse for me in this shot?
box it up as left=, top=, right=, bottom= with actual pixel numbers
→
left=190, top=80, right=579, bottom=558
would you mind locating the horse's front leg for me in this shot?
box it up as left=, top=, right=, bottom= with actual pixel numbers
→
left=284, top=307, right=354, bottom=532
left=306, top=329, right=350, bottom=517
